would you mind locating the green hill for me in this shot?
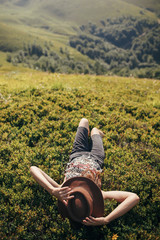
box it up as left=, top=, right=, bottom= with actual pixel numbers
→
left=0, top=0, right=159, bottom=78
left=0, top=0, right=158, bottom=42
left=123, top=0, right=160, bottom=17
left=0, top=0, right=158, bottom=25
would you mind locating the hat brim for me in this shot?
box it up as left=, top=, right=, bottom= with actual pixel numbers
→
left=58, top=176, right=104, bottom=222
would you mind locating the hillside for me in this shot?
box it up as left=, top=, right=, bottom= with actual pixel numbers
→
left=123, top=0, right=160, bottom=17
left=0, top=0, right=157, bottom=25
left=0, top=0, right=159, bottom=78
left=0, top=72, right=160, bottom=239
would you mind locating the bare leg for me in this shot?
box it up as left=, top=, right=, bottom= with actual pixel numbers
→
left=91, top=127, right=104, bottom=138
left=78, top=118, right=90, bottom=135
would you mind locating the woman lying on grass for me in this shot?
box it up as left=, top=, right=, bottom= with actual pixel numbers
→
left=30, top=118, right=140, bottom=226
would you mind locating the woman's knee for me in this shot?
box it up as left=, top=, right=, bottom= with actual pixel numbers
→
left=91, top=127, right=99, bottom=136
left=79, top=118, right=89, bottom=129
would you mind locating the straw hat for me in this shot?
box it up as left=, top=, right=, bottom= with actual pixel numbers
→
left=58, top=177, right=104, bottom=223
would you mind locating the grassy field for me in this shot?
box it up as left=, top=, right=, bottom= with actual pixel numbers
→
left=0, top=71, right=160, bottom=239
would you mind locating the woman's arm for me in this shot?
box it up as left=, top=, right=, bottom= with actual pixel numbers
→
left=102, top=191, right=140, bottom=223
left=83, top=190, right=140, bottom=226
left=30, top=166, right=60, bottom=193
left=30, top=166, right=74, bottom=205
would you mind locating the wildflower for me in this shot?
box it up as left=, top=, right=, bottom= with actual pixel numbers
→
left=112, top=234, right=118, bottom=240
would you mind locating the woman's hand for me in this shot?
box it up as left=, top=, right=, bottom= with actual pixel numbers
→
left=82, top=216, right=107, bottom=226
left=52, top=187, right=74, bottom=206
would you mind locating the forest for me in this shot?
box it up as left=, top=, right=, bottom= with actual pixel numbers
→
left=70, top=17, right=160, bottom=78
left=5, top=16, right=160, bottom=78
left=6, top=42, right=93, bottom=75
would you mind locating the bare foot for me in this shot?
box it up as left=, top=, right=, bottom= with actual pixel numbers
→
left=91, top=127, right=104, bottom=137
left=98, top=130, right=104, bottom=138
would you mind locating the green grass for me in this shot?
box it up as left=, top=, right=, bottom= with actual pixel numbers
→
left=0, top=22, right=36, bottom=52
left=0, top=69, right=160, bottom=240
left=0, top=20, right=92, bottom=70
left=0, top=71, right=160, bottom=239
left=1, top=0, right=157, bottom=25
left=0, top=71, right=160, bottom=113
left=0, top=70, right=159, bottom=96
left=36, top=0, right=155, bottom=24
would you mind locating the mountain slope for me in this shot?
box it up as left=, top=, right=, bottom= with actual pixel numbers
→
left=0, top=0, right=159, bottom=78
left=122, top=0, right=160, bottom=17
left=0, top=0, right=158, bottom=52
left=0, top=0, right=157, bottom=26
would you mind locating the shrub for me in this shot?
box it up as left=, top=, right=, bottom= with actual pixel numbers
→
left=0, top=78, right=159, bottom=239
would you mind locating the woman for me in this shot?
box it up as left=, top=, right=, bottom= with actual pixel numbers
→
left=30, top=118, right=140, bottom=226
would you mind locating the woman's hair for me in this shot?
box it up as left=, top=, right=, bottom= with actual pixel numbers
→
left=81, top=169, right=102, bottom=188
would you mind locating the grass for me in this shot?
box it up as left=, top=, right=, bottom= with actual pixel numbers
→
left=0, top=17, right=91, bottom=64
left=0, top=22, right=36, bottom=52
left=0, top=51, right=35, bottom=72
left=0, top=71, right=160, bottom=239
left=0, top=71, right=159, bottom=105
left=123, top=0, right=160, bottom=16
left=0, top=2, right=159, bottom=239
